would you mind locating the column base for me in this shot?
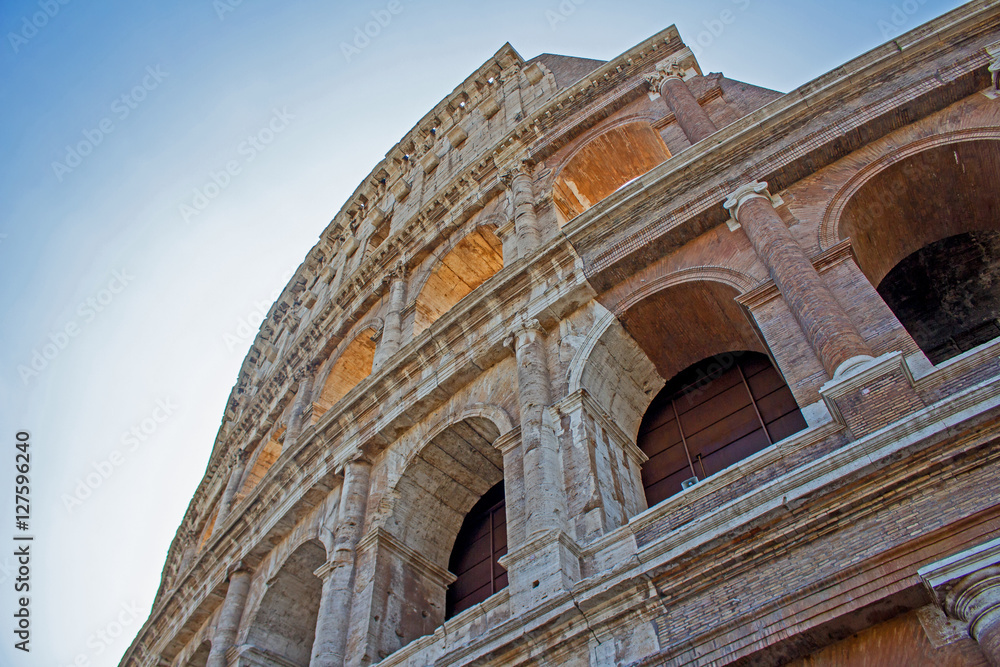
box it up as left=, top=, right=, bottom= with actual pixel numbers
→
left=498, top=529, right=582, bottom=615
left=820, top=351, right=925, bottom=438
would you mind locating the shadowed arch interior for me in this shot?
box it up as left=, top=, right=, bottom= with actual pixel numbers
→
left=370, top=416, right=505, bottom=652
left=413, top=226, right=503, bottom=335
left=317, top=327, right=378, bottom=412
left=245, top=539, right=326, bottom=666
left=840, top=140, right=1000, bottom=286
left=185, top=641, right=211, bottom=667
left=840, top=140, right=1000, bottom=362
left=619, top=280, right=766, bottom=383
left=553, top=121, right=671, bottom=223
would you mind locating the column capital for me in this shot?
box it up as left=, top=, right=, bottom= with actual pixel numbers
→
left=723, top=180, right=784, bottom=231
left=226, top=560, right=253, bottom=580
left=293, top=361, right=319, bottom=383
left=313, top=560, right=339, bottom=581
left=920, top=537, right=1000, bottom=612
left=387, top=259, right=407, bottom=280
left=504, top=318, right=545, bottom=350
left=500, top=160, right=533, bottom=188
left=230, top=448, right=250, bottom=467
left=987, top=40, right=1000, bottom=90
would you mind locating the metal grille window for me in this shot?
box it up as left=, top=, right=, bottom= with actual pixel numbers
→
left=446, top=481, right=507, bottom=619
left=637, top=351, right=806, bottom=507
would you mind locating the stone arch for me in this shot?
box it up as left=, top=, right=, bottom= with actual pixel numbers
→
left=551, top=118, right=671, bottom=223
left=824, top=137, right=1000, bottom=362
left=182, top=641, right=211, bottom=667
left=316, top=322, right=381, bottom=414
left=243, top=538, right=327, bottom=666
left=234, top=433, right=283, bottom=506
left=358, top=412, right=509, bottom=658
left=412, top=222, right=504, bottom=336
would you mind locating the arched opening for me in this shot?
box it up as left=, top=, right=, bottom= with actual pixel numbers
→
left=185, top=641, right=211, bottom=667
left=619, top=280, right=766, bottom=383
left=637, top=351, right=806, bottom=506
left=552, top=121, right=671, bottom=223
left=362, top=416, right=505, bottom=658
left=446, top=480, right=507, bottom=620
left=840, top=140, right=1000, bottom=363
left=245, top=539, right=326, bottom=666
left=413, top=226, right=503, bottom=335
left=316, top=327, right=378, bottom=413
left=878, top=231, right=1000, bottom=363
left=234, top=436, right=283, bottom=505
left=197, top=505, right=219, bottom=550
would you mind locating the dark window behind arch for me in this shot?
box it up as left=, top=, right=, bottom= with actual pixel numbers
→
left=637, top=351, right=806, bottom=507
left=446, top=481, right=507, bottom=619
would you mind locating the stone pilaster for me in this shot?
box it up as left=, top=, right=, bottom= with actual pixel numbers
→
left=372, top=264, right=408, bottom=371
left=499, top=321, right=580, bottom=615
left=551, top=389, right=648, bottom=542
left=285, top=363, right=318, bottom=450
left=504, top=319, right=566, bottom=536
left=206, top=562, right=253, bottom=667
left=311, top=458, right=371, bottom=667
left=501, top=165, right=542, bottom=260
left=724, top=181, right=872, bottom=378
left=645, top=62, right=717, bottom=145
left=213, top=449, right=251, bottom=536
left=920, top=537, right=1000, bottom=665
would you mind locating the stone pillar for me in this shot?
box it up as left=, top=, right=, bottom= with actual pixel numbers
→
left=372, top=264, right=407, bottom=371
left=920, top=537, right=1000, bottom=665
left=504, top=319, right=565, bottom=536
left=502, top=165, right=542, bottom=259
left=724, top=181, right=872, bottom=377
left=285, top=364, right=318, bottom=449
left=212, top=450, right=250, bottom=536
left=206, top=563, right=252, bottom=667
left=551, top=389, right=648, bottom=542
left=646, top=64, right=716, bottom=145
left=310, top=458, right=371, bottom=667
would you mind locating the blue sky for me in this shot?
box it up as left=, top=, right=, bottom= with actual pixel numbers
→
left=0, top=0, right=969, bottom=664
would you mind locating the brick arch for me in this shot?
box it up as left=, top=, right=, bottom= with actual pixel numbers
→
left=550, top=118, right=671, bottom=224
left=819, top=130, right=1000, bottom=254
left=610, top=266, right=758, bottom=316
left=412, top=220, right=504, bottom=336
left=315, top=321, right=382, bottom=414
left=548, top=112, right=662, bottom=185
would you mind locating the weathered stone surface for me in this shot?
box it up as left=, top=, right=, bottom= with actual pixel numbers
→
left=124, top=6, right=1000, bottom=667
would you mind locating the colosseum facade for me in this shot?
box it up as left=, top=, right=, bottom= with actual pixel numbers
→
left=124, top=2, right=1000, bottom=665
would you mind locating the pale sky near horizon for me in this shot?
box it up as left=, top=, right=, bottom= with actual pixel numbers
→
left=0, top=0, right=969, bottom=665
